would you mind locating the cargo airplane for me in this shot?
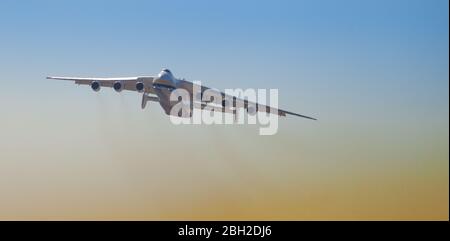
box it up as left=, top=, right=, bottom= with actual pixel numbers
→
left=47, top=69, right=316, bottom=120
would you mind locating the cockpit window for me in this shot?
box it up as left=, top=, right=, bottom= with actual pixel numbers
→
left=163, top=68, right=172, bottom=74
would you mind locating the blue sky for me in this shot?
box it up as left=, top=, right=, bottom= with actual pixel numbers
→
left=0, top=0, right=448, bottom=118
left=0, top=0, right=448, bottom=219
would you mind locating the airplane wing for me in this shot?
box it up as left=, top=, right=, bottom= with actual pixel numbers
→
left=47, top=76, right=156, bottom=94
left=177, top=79, right=317, bottom=120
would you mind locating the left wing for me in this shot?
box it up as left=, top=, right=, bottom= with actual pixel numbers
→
left=47, top=76, right=156, bottom=93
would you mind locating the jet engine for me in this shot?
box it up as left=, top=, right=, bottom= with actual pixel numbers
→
left=247, top=105, right=257, bottom=115
left=91, top=81, right=100, bottom=92
left=135, top=82, right=145, bottom=92
left=113, top=81, right=123, bottom=92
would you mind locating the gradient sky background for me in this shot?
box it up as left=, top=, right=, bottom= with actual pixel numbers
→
left=0, top=0, right=448, bottom=220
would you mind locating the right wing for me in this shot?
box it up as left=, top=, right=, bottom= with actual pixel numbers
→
left=47, top=76, right=156, bottom=94
left=177, top=79, right=317, bottom=120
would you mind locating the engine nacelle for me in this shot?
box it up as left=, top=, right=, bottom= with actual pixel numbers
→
left=113, top=81, right=123, bottom=92
left=135, top=82, right=145, bottom=92
left=91, top=81, right=101, bottom=92
left=247, top=105, right=257, bottom=115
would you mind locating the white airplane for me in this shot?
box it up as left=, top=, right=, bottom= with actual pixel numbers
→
left=47, top=68, right=316, bottom=120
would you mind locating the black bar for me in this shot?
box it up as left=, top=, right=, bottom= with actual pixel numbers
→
left=1, top=221, right=448, bottom=240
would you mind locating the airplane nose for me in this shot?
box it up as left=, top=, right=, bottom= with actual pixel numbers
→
left=153, top=75, right=175, bottom=89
